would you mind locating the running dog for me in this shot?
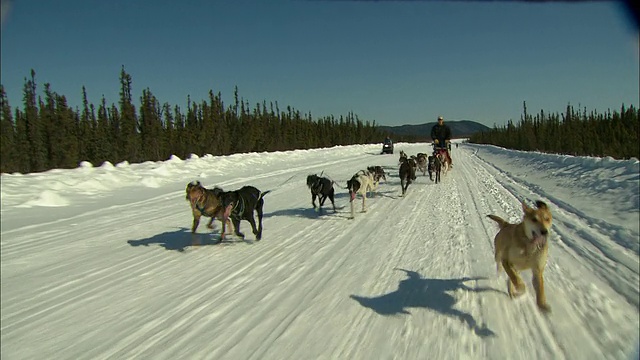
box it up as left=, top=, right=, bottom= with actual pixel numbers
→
left=346, top=169, right=376, bottom=219
left=185, top=181, right=232, bottom=237
left=306, top=174, right=336, bottom=212
left=427, top=155, right=436, bottom=181
left=487, top=200, right=553, bottom=313
left=398, top=150, right=408, bottom=165
left=219, top=186, right=271, bottom=241
left=367, top=166, right=387, bottom=183
left=398, top=157, right=416, bottom=196
left=415, top=153, right=428, bottom=176
left=436, top=151, right=450, bottom=175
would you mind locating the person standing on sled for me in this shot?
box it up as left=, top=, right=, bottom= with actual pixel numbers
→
left=431, top=115, right=453, bottom=167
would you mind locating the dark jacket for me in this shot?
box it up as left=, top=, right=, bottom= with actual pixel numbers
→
left=431, top=123, right=452, bottom=143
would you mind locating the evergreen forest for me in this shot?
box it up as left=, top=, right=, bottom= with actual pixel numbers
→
left=1, top=68, right=638, bottom=174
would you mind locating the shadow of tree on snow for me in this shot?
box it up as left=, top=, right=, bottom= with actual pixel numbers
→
left=350, top=268, right=499, bottom=337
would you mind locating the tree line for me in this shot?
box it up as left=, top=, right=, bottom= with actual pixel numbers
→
left=468, top=102, right=639, bottom=160
left=2, top=68, right=636, bottom=174
left=0, top=68, right=400, bottom=174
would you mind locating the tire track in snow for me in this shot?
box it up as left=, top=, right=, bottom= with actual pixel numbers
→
left=91, top=154, right=393, bottom=358
left=331, top=180, right=448, bottom=359
left=466, top=148, right=636, bottom=358
left=92, top=180, right=333, bottom=358
left=199, top=190, right=404, bottom=359
left=454, top=153, right=569, bottom=359
left=467, top=150, right=639, bottom=305
left=104, top=218, right=330, bottom=359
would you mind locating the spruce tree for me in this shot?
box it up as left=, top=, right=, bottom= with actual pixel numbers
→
left=54, top=94, right=79, bottom=168
left=119, top=66, right=140, bottom=163
left=24, top=70, right=47, bottom=172
left=140, top=88, right=165, bottom=160
left=0, top=85, right=16, bottom=173
left=94, top=97, right=112, bottom=164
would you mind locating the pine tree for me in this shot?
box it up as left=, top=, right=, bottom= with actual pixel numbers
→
left=119, top=66, right=140, bottom=163
left=77, top=86, right=94, bottom=163
left=109, top=104, right=122, bottom=163
left=54, top=94, right=79, bottom=168
left=139, top=88, right=163, bottom=160
left=13, top=109, right=31, bottom=173
left=40, top=83, right=57, bottom=168
left=0, top=85, right=17, bottom=173
left=162, top=102, right=176, bottom=159
left=24, top=70, right=47, bottom=172
left=94, top=97, right=112, bottom=164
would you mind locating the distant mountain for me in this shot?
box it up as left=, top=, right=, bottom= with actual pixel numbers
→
left=378, top=120, right=491, bottom=139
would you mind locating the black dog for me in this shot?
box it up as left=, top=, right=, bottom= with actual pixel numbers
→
left=219, top=186, right=271, bottom=241
left=427, top=155, right=436, bottom=181
left=306, top=174, right=336, bottom=212
left=399, top=158, right=416, bottom=196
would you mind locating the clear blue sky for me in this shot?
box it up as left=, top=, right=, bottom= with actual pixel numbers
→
left=1, top=0, right=638, bottom=128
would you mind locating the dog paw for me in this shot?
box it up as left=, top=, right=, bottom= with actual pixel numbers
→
left=508, top=284, right=526, bottom=298
left=538, top=303, right=551, bottom=313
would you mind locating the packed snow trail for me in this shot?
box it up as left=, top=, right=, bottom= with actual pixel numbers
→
left=1, top=143, right=638, bottom=360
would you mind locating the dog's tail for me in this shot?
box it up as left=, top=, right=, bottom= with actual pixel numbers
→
left=487, top=214, right=510, bottom=229
left=259, top=190, right=272, bottom=200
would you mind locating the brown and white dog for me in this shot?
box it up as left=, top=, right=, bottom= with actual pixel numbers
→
left=185, top=181, right=232, bottom=239
left=487, top=200, right=553, bottom=312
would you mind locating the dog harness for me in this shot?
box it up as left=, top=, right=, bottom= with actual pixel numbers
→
left=192, top=193, right=208, bottom=216
left=228, top=196, right=246, bottom=218
left=193, top=193, right=218, bottom=217
left=311, top=179, right=323, bottom=194
left=196, top=203, right=210, bottom=216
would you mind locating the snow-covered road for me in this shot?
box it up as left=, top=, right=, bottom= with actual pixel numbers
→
left=2, top=143, right=638, bottom=359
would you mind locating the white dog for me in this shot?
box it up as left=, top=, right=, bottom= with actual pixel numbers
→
left=347, top=169, right=377, bottom=219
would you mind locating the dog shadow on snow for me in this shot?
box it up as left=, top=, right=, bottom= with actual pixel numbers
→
left=264, top=206, right=352, bottom=220
left=127, top=227, right=252, bottom=252
left=350, top=268, right=499, bottom=337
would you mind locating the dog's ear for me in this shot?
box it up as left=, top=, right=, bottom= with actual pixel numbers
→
left=535, top=200, right=548, bottom=210
left=186, top=182, right=196, bottom=197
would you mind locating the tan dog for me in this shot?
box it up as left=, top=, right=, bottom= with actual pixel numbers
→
left=487, top=200, right=552, bottom=313
left=185, top=181, right=232, bottom=239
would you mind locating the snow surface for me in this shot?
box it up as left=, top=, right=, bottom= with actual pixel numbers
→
left=1, top=142, right=639, bottom=360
